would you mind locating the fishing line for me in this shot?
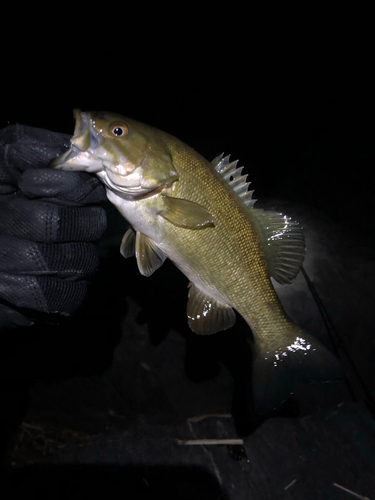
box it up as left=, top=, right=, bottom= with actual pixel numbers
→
left=301, top=266, right=375, bottom=419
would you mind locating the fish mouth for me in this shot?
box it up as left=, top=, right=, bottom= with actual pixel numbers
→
left=53, top=109, right=171, bottom=198
left=52, top=110, right=105, bottom=172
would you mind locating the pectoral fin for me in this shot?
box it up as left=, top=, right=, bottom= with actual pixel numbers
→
left=160, top=196, right=215, bottom=229
left=187, top=283, right=236, bottom=334
left=135, top=232, right=167, bottom=277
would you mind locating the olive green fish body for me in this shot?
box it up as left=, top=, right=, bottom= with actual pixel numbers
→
left=53, top=111, right=342, bottom=413
left=117, top=129, right=289, bottom=350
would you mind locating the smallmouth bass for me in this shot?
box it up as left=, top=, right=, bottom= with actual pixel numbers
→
left=53, top=110, right=342, bottom=414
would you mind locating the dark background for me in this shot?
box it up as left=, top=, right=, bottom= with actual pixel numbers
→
left=2, top=46, right=374, bottom=243
left=1, top=39, right=375, bottom=499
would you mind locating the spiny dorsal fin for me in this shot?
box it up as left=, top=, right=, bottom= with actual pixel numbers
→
left=212, top=154, right=305, bottom=284
left=212, top=153, right=256, bottom=208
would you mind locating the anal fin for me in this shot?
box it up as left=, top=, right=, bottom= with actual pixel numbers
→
left=187, top=282, right=236, bottom=334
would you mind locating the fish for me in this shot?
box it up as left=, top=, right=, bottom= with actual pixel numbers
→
left=53, top=109, right=342, bottom=414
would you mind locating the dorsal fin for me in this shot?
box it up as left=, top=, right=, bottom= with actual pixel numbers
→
left=212, top=153, right=256, bottom=208
left=211, top=154, right=305, bottom=284
left=251, top=209, right=306, bottom=284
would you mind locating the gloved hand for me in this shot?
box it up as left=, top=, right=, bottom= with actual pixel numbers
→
left=0, top=124, right=107, bottom=329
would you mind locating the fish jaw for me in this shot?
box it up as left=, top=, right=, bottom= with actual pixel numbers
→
left=53, top=109, right=108, bottom=173
left=52, top=144, right=104, bottom=173
left=53, top=109, right=179, bottom=197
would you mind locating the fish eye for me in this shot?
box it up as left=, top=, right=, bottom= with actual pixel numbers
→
left=110, top=124, right=128, bottom=137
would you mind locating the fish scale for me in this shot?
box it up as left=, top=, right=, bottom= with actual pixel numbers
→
left=53, top=110, right=343, bottom=414
left=160, top=137, right=281, bottom=328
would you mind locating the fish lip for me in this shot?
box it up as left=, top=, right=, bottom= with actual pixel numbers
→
left=52, top=142, right=105, bottom=172
left=52, top=144, right=83, bottom=169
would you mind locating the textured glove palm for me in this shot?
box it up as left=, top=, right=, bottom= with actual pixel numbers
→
left=0, top=124, right=107, bottom=328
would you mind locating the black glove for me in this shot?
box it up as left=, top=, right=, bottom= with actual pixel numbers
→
left=0, top=124, right=107, bottom=329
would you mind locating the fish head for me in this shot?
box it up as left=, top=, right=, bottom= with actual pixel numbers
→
left=53, top=109, right=178, bottom=197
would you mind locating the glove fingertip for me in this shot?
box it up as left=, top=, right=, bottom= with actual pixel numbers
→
left=20, top=168, right=107, bottom=205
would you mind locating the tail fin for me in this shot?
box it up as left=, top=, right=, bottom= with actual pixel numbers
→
left=251, top=326, right=344, bottom=415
